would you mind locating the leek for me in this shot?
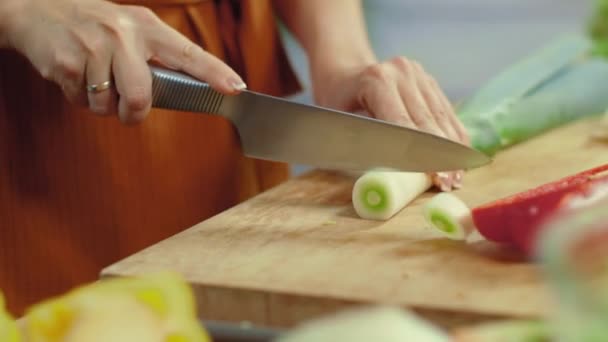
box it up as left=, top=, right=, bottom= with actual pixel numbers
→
left=352, top=170, right=432, bottom=220
left=458, top=34, right=590, bottom=120
left=462, top=58, right=608, bottom=155
left=423, top=193, right=474, bottom=240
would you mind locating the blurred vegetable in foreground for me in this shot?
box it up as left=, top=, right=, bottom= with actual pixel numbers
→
left=276, top=306, right=449, bottom=342
left=472, top=163, right=608, bottom=257
left=22, top=272, right=210, bottom=342
left=0, top=291, right=20, bottom=342
left=535, top=196, right=608, bottom=341
left=451, top=319, right=550, bottom=342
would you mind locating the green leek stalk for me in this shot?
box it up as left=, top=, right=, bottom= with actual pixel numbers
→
left=458, top=34, right=590, bottom=120
left=461, top=57, right=608, bottom=155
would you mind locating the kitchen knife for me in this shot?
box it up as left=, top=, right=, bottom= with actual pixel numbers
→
left=149, top=66, right=491, bottom=172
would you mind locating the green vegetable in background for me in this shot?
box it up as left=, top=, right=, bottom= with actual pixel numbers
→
left=462, top=57, right=608, bottom=155
left=457, top=33, right=608, bottom=156
left=588, top=0, right=608, bottom=57
left=457, top=34, right=590, bottom=121
left=458, top=1, right=608, bottom=156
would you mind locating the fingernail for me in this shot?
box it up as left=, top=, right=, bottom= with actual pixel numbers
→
left=453, top=171, right=463, bottom=189
left=229, top=78, right=247, bottom=91
left=436, top=172, right=452, bottom=192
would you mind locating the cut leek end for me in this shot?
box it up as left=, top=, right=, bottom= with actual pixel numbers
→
left=353, top=185, right=393, bottom=220
left=424, top=193, right=475, bottom=241
left=352, top=171, right=432, bottom=221
left=352, top=176, right=395, bottom=221
left=360, top=183, right=389, bottom=211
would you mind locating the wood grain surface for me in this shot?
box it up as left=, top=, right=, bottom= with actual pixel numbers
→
left=102, top=116, right=608, bottom=330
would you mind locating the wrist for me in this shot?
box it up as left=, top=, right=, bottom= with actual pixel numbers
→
left=308, top=40, right=376, bottom=76
left=308, top=44, right=376, bottom=96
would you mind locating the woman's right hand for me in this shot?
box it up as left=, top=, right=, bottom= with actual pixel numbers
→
left=0, top=0, right=246, bottom=123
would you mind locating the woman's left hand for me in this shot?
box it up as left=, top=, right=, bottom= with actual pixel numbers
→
left=311, top=56, right=470, bottom=191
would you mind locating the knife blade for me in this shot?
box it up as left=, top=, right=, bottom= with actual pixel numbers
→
left=149, top=66, right=491, bottom=172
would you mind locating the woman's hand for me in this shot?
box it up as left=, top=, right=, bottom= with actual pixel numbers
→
left=311, top=57, right=470, bottom=191
left=1, top=0, right=246, bottom=123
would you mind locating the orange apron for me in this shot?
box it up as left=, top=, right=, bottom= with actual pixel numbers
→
left=0, top=0, right=301, bottom=315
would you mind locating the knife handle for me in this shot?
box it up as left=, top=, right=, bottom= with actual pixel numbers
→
left=150, top=66, right=225, bottom=115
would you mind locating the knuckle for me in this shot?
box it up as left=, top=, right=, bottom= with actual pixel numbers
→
left=83, top=36, right=107, bottom=58
left=39, top=65, right=54, bottom=81
left=427, top=75, right=439, bottom=87
left=131, top=6, right=159, bottom=24
left=391, top=56, right=413, bottom=72
left=179, top=41, right=202, bottom=68
left=101, top=14, right=135, bottom=43
left=52, top=51, right=82, bottom=81
left=180, top=43, right=199, bottom=66
left=363, top=64, right=391, bottom=82
left=410, top=60, right=424, bottom=71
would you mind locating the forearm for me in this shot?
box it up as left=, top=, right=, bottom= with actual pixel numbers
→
left=273, top=0, right=376, bottom=74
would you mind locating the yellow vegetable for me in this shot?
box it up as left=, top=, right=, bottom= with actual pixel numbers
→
left=0, top=291, right=20, bottom=342
left=22, top=272, right=210, bottom=342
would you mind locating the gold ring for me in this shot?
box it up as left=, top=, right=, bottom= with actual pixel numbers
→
left=86, top=81, right=112, bottom=93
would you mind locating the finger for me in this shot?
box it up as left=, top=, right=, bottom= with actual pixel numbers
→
left=410, top=63, right=464, bottom=190
left=357, top=75, right=414, bottom=128
left=112, top=42, right=152, bottom=124
left=453, top=170, right=464, bottom=189
left=360, top=68, right=453, bottom=191
left=147, top=24, right=246, bottom=94
left=432, top=172, right=454, bottom=192
left=411, top=62, right=460, bottom=143
left=50, top=51, right=88, bottom=106
left=394, top=69, right=456, bottom=191
left=85, top=46, right=118, bottom=116
left=394, top=68, right=445, bottom=137
left=423, top=74, right=468, bottom=189
left=426, top=73, right=470, bottom=145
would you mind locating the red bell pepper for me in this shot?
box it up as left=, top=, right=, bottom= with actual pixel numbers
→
left=472, top=163, right=608, bottom=257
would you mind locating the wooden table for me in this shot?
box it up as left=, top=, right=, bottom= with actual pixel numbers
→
left=102, top=116, right=608, bottom=331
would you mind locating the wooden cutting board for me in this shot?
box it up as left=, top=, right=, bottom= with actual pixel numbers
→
left=102, top=116, right=608, bottom=330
